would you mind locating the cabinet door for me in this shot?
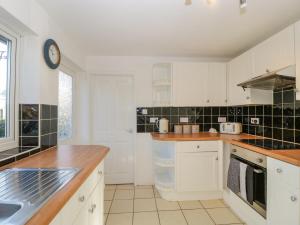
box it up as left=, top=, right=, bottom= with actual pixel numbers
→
left=73, top=202, right=89, bottom=225
left=207, top=63, right=227, bottom=106
left=173, top=62, right=209, bottom=106
left=296, top=21, right=300, bottom=100
left=88, top=182, right=103, bottom=225
left=253, top=25, right=295, bottom=76
left=267, top=183, right=300, bottom=225
left=176, top=152, right=219, bottom=192
left=227, top=51, right=253, bottom=105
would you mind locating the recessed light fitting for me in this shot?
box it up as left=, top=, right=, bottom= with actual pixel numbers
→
left=240, top=0, right=247, bottom=9
left=185, top=0, right=192, bottom=5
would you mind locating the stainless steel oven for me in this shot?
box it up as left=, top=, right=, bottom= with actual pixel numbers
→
left=228, top=145, right=267, bottom=218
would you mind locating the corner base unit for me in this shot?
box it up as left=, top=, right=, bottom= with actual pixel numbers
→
left=153, top=140, right=223, bottom=201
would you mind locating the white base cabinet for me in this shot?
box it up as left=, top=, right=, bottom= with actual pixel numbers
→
left=267, top=157, right=300, bottom=225
left=50, top=162, right=105, bottom=225
left=153, top=140, right=223, bottom=201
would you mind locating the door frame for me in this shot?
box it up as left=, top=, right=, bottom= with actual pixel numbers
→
left=89, top=73, right=136, bottom=184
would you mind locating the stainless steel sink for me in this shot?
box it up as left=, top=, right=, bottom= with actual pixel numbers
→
left=0, top=203, right=22, bottom=223
left=0, top=168, right=79, bottom=225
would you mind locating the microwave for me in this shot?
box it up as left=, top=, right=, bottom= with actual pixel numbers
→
left=220, top=123, right=242, bottom=134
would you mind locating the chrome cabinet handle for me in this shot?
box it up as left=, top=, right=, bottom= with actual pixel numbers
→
left=246, top=96, right=250, bottom=100
left=206, top=100, right=210, bottom=103
left=197, top=145, right=200, bottom=149
left=89, top=207, right=94, bottom=213
left=232, top=149, right=237, bottom=153
left=92, top=204, right=96, bottom=209
left=291, top=196, right=297, bottom=202
left=257, top=158, right=263, bottom=163
left=78, top=195, right=85, bottom=202
left=98, top=170, right=103, bottom=175
left=276, top=168, right=282, bottom=173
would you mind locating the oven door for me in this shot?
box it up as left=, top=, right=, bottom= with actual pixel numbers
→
left=229, top=154, right=267, bottom=217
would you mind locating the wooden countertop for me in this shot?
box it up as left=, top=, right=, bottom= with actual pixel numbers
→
left=152, top=132, right=300, bottom=167
left=151, top=132, right=258, bottom=142
left=0, top=145, right=109, bottom=225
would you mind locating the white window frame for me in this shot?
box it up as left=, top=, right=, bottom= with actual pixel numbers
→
left=0, top=24, right=19, bottom=151
left=58, top=68, right=75, bottom=143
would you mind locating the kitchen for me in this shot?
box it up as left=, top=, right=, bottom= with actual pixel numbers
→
left=0, top=0, right=300, bottom=225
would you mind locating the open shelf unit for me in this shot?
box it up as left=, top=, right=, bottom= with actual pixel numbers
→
left=153, top=141, right=175, bottom=191
left=152, top=63, right=172, bottom=106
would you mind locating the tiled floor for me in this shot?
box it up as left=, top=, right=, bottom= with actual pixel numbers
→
left=104, top=184, right=246, bottom=225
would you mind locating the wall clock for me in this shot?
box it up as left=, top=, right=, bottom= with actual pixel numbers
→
left=43, top=39, right=61, bottom=69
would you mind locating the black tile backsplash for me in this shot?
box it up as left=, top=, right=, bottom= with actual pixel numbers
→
left=0, top=103, right=59, bottom=168
left=137, top=88, right=300, bottom=146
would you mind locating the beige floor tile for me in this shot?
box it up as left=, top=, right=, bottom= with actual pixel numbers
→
left=200, top=199, right=227, bottom=208
left=183, top=209, right=214, bottom=225
left=179, top=201, right=203, bottom=210
left=110, top=199, right=134, bottom=213
left=154, top=189, right=161, bottom=198
left=156, top=198, right=180, bottom=210
left=106, top=213, right=133, bottom=225
left=133, top=212, right=160, bottom=225
left=105, top=184, right=117, bottom=190
left=159, top=210, right=187, bottom=225
left=135, top=185, right=153, bottom=189
left=207, top=208, right=242, bottom=224
left=134, top=198, right=157, bottom=212
left=104, top=190, right=115, bottom=201
left=135, top=189, right=154, bottom=199
left=104, top=200, right=112, bottom=213
left=104, top=213, right=108, bottom=224
left=114, top=189, right=134, bottom=200
left=116, top=184, right=135, bottom=190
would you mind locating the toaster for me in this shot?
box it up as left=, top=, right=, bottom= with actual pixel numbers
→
left=220, top=123, right=242, bottom=134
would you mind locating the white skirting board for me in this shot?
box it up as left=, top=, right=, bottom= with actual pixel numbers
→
left=157, top=188, right=223, bottom=201
left=223, top=189, right=266, bottom=225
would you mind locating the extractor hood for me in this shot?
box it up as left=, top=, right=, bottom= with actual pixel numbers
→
left=237, top=66, right=296, bottom=91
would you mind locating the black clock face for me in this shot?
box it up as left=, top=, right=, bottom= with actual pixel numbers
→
left=44, top=39, right=61, bottom=69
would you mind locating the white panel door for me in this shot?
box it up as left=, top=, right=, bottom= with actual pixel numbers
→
left=90, top=75, right=134, bottom=184
left=207, top=63, right=227, bottom=106
left=176, top=152, right=219, bottom=192
left=172, top=62, right=209, bottom=106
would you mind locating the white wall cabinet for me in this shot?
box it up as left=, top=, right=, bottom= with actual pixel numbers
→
left=267, top=157, right=300, bottom=225
left=296, top=20, right=300, bottom=100
left=253, top=25, right=295, bottom=76
left=172, top=62, right=209, bottom=106
left=50, top=162, right=105, bottom=225
left=227, top=50, right=273, bottom=105
left=207, top=63, right=227, bottom=106
left=172, top=62, right=227, bottom=106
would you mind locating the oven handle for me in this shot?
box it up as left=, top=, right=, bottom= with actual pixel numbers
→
left=253, top=169, right=263, bottom=174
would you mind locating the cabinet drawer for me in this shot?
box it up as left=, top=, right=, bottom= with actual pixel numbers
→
left=176, top=141, right=219, bottom=153
left=268, top=157, right=300, bottom=189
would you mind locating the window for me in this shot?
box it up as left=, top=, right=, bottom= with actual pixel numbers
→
left=0, top=27, right=17, bottom=150
left=58, top=71, right=73, bottom=140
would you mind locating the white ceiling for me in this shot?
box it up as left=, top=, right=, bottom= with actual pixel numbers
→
left=37, top=0, right=300, bottom=58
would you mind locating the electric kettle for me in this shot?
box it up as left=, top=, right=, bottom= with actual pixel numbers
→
left=156, top=118, right=169, bottom=133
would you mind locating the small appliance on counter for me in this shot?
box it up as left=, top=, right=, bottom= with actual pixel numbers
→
left=220, top=122, right=242, bottom=134
left=156, top=118, right=169, bottom=133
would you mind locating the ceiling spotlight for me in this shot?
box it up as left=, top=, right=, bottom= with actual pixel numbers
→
left=240, top=0, right=247, bottom=8
left=185, top=0, right=192, bottom=5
